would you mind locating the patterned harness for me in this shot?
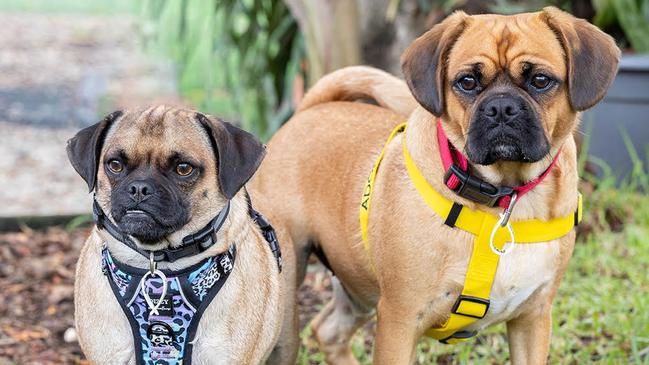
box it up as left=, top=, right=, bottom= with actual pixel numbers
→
left=99, top=203, right=282, bottom=365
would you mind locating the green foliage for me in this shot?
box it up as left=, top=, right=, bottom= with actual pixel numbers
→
left=65, top=214, right=94, bottom=231
left=141, top=0, right=302, bottom=139
left=594, top=0, right=649, bottom=52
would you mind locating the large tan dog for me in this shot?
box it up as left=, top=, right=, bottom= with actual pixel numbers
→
left=252, top=7, right=619, bottom=364
left=67, top=106, right=297, bottom=364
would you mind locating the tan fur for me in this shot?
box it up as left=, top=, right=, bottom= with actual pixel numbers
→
left=75, top=106, right=298, bottom=364
left=297, top=66, right=418, bottom=117
left=252, top=8, right=618, bottom=365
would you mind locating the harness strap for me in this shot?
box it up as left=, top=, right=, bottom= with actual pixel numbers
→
left=360, top=124, right=406, bottom=248
left=250, top=210, right=283, bottom=271
left=244, top=190, right=283, bottom=271
left=102, top=245, right=236, bottom=364
left=359, top=123, right=582, bottom=344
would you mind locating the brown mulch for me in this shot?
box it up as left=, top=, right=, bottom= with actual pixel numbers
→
left=0, top=227, right=332, bottom=364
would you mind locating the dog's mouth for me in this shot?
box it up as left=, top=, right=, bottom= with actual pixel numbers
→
left=482, top=140, right=527, bottom=165
left=114, top=207, right=181, bottom=244
left=125, top=209, right=149, bottom=216
left=466, top=125, right=549, bottom=165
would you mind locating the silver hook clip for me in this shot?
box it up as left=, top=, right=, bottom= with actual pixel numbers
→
left=149, top=251, right=156, bottom=274
left=142, top=251, right=167, bottom=316
left=500, top=192, right=518, bottom=227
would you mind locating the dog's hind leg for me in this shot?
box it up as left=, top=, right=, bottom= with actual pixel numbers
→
left=311, top=277, right=374, bottom=365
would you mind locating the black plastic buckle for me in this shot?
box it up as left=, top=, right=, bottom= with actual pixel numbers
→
left=252, top=211, right=283, bottom=272
left=444, top=164, right=514, bottom=207
left=451, top=295, right=490, bottom=319
left=439, top=330, right=478, bottom=344
left=158, top=243, right=203, bottom=263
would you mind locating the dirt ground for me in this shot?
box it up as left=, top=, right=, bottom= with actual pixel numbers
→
left=0, top=227, right=332, bottom=364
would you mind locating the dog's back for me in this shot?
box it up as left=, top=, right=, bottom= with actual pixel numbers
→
left=251, top=66, right=410, bottom=288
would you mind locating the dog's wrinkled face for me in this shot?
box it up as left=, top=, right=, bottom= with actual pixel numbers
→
left=402, top=7, right=620, bottom=166
left=67, top=106, right=265, bottom=245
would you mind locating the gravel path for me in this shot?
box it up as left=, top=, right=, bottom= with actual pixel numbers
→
left=0, top=12, right=178, bottom=217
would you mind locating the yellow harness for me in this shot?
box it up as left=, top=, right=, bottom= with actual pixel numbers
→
left=359, top=123, right=582, bottom=344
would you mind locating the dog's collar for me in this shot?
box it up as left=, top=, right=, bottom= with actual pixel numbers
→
left=436, top=119, right=560, bottom=210
left=92, top=199, right=231, bottom=263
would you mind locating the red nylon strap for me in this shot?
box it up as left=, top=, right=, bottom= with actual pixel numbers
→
left=436, top=120, right=468, bottom=190
left=500, top=152, right=560, bottom=208
left=435, top=119, right=560, bottom=209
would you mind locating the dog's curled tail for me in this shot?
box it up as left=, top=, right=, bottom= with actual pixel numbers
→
left=296, top=66, right=417, bottom=117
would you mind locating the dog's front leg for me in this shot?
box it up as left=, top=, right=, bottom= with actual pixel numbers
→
left=506, top=304, right=553, bottom=365
left=373, top=299, right=420, bottom=365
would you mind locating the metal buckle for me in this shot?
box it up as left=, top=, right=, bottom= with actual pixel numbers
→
left=444, top=165, right=514, bottom=207
left=451, top=295, right=490, bottom=319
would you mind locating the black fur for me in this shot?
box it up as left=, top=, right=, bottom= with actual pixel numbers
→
left=197, top=113, right=266, bottom=199
left=467, top=92, right=549, bottom=165
left=109, top=171, right=191, bottom=243
left=66, top=111, right=123, bottom=192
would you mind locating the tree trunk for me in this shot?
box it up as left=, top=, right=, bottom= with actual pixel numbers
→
left=284, top=0, right=362, bottom=86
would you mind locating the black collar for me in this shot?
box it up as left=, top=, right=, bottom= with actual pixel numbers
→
left=92, top=199, right=230, bottom=263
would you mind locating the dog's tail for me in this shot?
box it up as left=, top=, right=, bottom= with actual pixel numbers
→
left=296, top=66, right=417, bottom=117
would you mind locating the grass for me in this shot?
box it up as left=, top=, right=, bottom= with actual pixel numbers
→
left=296, top=140, right=649, bottom=364
left=0, top=0, right=135, bottom=15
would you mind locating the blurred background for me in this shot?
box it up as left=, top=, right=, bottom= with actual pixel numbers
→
left=0, top=0, right=647, bottom=364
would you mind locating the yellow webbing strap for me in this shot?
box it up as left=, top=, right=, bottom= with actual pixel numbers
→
left=360, top=123, right=407, bottom=249
left=359, top=123, right=583, bottom=343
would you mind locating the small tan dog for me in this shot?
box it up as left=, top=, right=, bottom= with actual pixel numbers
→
left=67, top=106, right=297, bottom=364
left=252, top=7, right=619, bottom=364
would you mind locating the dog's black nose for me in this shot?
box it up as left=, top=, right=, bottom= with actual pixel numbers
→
left=128, top=180, right=154, bottom=202
left=481, top=94, right=521, bottom=123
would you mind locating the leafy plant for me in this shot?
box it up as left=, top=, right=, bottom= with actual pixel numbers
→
left=141, top=0, right=303, bottom=139
left=593, top=0, right=649, bottom=52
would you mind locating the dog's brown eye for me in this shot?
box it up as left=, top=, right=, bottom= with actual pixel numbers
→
left=458, top=76, right=477, bottom=91
left=531, top=74, right=551, bottom=89
left=107, top=159, right=123, bottom=173
left=176, top=163, right=194, bottom=176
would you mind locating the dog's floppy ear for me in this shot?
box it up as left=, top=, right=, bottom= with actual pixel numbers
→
left=541, top=7, right=620, bottom=111
left=401, top=11, right=468, bottom=116
left=66, top=111, right=123, bottom=192
left=197, top=113, right=266, bottom=199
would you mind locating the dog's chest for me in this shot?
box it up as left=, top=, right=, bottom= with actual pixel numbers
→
left=467, top=241, right=560, bottom=329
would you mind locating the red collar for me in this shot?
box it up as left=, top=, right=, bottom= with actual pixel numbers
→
left=436, top=119, right=559, bottom=209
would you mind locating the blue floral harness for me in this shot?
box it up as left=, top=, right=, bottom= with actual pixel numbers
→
left=95, top=199, right=282, bottom=365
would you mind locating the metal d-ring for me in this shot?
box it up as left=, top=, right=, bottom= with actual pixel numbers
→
left=490, top=213, right=516, bottom=256
left=490, top=193, right=518, bottom=256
